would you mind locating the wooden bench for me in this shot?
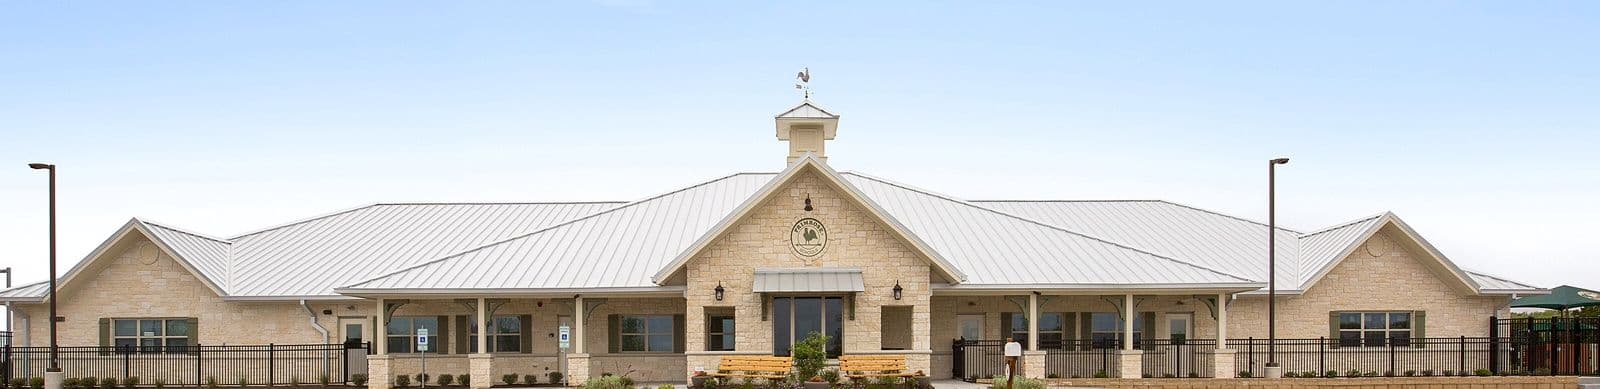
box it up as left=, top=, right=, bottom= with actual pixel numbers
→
left=839, top=355, right=915, bottom=380
left=711, top=356, right=793, bottom=381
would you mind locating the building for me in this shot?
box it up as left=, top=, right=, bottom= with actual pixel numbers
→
left=0, top=98, right=1545, bottom=386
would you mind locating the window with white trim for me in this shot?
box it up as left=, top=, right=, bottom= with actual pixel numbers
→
left=386, top=316, right=441, bottom=354
left=1338, top=312, right=1410, bottom=347
left=619, top=315, right=674, bottom=353
left=469, top=316, right=523, bottom=353
left=112, top=319, right=190, bottom=354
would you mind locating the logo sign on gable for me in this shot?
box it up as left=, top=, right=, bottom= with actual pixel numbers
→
left=790, top=218, right=827, bottom=258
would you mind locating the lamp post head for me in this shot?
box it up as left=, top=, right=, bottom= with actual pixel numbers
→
left=28, top=163, right=54, bottom=170
left=1270, top=158, right=1290, bottom=165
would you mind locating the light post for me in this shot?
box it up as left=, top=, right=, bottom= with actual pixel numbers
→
left=28, top=163, right=62, bottom=389
left=1265, top=157, right=1289, bottom=378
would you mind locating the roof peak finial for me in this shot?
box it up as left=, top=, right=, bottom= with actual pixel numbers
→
left=794, top=67, right=811, bottom=100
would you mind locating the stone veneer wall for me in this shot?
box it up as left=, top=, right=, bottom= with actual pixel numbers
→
left=681, top=169, right=935, bottom=379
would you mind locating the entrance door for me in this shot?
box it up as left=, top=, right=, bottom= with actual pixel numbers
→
left=955, top=315, right=986, bottom=378
left=1166, top=313, right=1192, bottom=344
left=338, top=317, right=372, bottom=380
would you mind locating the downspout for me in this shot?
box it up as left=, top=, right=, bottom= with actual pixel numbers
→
left=301, top=299, right=329, bottom=343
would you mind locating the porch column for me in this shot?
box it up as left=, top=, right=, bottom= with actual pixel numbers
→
left=1115, top=294, right=1142, bottom=379
left=369, top=298, right=392, bottom=389
left=469, top=297, right=492, bottom=389
left=1208, top=293, right=1236, bottom=378
left=569, top=296, right=590, bottom=386
left=574, top=296, right=586, bottom=354
left=1027, top=293, right=1039, bottom=351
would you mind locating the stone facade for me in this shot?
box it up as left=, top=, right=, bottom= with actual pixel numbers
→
left=679, top=169, right=936, bottom=379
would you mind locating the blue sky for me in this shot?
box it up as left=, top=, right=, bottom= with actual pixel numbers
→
left=1, top=1, right=1597, bottom=309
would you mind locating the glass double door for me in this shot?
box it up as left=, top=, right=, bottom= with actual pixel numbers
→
left=772, top=296, right=843, bottom=358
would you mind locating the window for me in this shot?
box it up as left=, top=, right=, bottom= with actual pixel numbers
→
left=1089, top=313, right=1143, bottom=349
left=1008, top=313, right=1065, bottom=348
left=1338, top=312, right=1410, bottom=347
left=112, top=319, right=190, bottom=354
left=619, top=315, right=674, bottom=353
left=386, top=316, right=441, bottom=353
left=772, top=297, right=843, bottom=358
left=469, top=316, right=523, bottom=353
left=706, top=314, right=735, bottom=351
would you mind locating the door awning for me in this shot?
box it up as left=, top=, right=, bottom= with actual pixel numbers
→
left=753, top=268, right=866, bottom=293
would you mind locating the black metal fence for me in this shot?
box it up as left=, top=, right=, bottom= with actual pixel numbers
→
left=951, top=339, right=1005, bottom=380
left=2, top=343, right=370, bottom=386
left=1141, top=339, right=1213, bottom=378
left=1042, top=339, right=1119, bottom=379
left=1232, top=337, right=1501, bottom=378
left=1496, top=316, right=1599, bottom=376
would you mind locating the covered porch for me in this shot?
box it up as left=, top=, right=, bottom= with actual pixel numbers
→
left=930, top=288, right=1247, bottom=380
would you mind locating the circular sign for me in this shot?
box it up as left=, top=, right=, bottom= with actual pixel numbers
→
left=790, top=218, right=828, bottom=257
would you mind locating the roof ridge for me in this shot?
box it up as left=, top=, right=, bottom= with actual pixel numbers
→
left=973, top=199, right=1304, bottom=234
left=229, top=203, right=381, bottom=240
left=371, top=201, right=628, bottom=206
left=1298, top=212, right=1388, bottom=238
left=341, top=172, right=757, bottom=289
left=842, top=172, right=1261, bottom=284
left=1150, top=200, right=1304, bottom=234
left=136, top=219, right=235, bottom=244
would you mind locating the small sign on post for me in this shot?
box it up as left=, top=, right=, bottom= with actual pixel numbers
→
left=418, top=328, right=430, bottom=388
left=558, top=325, right=571, bottom=350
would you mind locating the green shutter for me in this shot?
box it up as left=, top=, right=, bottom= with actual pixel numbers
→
left=1139, top=312, right=1155, bottom=350
left=673, top=314, right=686, bottom=353
left=99, top=318, right=111, bottom=355
left=1412, top=311, right=1426, bottom=348
left=519, top=315, right=533, bottom=354
left=186, top=318, right=199, bottom=354
left=455, top=315, right=470, bottom=354
left=436, top=315, right=450, bottom=354
left=1328, top=312, right=1341, bottom=349
left=998, top=313, right=1012, bottom=341
left=608, top=314, right=621, bottom=354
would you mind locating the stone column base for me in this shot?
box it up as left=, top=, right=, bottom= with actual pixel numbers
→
left=1264, top=365, right=1283, bottom=378
left=1205, top=349, right=1235, bottom=378
left=44, top=371, right=64, bottom=389
left=468, top=354, right=494, bottom=389
left=368, top=355, right=393, bottom=389
left=566, top=353, right=591, bottom=387
left=1115, top=350, right=1143, bottom=379
left=1022, top=351, right=1046, bottom=378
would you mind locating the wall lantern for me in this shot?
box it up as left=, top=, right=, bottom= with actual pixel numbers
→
left=892, top=281, right=903, bottom=300
left=715, top=282, right=726, bottom=301
left=804, top=194, right=814, bottom=212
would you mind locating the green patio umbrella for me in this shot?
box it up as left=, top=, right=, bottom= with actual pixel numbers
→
left=1510, top=285, right=1600, bottom=314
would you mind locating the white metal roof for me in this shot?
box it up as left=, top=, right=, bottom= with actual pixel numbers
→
left=1465, top=270, right=1544, bottom=294
left=140, top=220, right=234, bottom=288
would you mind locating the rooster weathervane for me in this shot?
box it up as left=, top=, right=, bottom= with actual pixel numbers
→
left=794, top=67, right=811, bottom=99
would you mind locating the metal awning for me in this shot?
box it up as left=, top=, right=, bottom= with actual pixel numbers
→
left=753, top=268, right=865, bottom=293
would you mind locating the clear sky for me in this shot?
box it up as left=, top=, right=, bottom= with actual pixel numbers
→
left=1, top=1, right=1597, bottom=317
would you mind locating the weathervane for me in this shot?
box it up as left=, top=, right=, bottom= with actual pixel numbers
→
left=794, top=67, right=811, bottom=99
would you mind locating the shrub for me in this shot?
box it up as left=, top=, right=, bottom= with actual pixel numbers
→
left=124, top=377, right=139, bottom=388
left=1187, top=372, right=1198, bottom=378
left=27, top=378, right=43, bottom=389
left=1363, top=371, right=1377, bottom=378
left=1403, top=370, right=1415, bottom=377
left=351, top=375, right=368, bottom=387
left=458, top=374, right=469, bottom=387
left=1160, top=373, right=1175, bottom=378
left=101, top=377, right=119, bottom=389
left=59, top=379, right=76, bottom=389
left=1046, top=373, right=1060, bottom=379
left=205, top=376, right=218, bottom=389
left=987, top=376, right=1043, bottom=389
left=438, top=375, right=454, bottom=387
left=1442, top=370, right=1455, bottom=377
left=1383, top=371, right=1394, bottom=377
left=291, top=377, right=302, bottom=387
left=1323, top=370, right=1338, bottom=378
left=1473, top=369, right=1491, bottom=377
left=1094, top=370, right=1109, bottom=379
left=1235, top=371, right=1251, bottom=378
left=1531, top=368, right=1550, bottom=376
left=792, top=332, right=830, bottom=383
left=1344, top=369, right=1360, bottom=378
left=82, top=377, right=98, bottom=389
left=319, top=374, right=331, bottom=388
left=526, top=375, right=542, bottom=385
left=1420, top=370, right=1434, bottom=377
left=415, top=374, right=430, bottom=386
left=581, top=376, right=627, bottom=389
left=502, top=375, right=518, bottom=385
left=545, top=373, right=562, bottom=385
left=395, top=375, right=411, bottom=388
left=702, top=379, right=716, bottom=389
left=154, top=379, right=166, bottom=389
left=236, top=378, right=248, bottom=388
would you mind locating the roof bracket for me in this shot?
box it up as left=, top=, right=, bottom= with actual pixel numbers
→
left=382, top=300, right=411, bottom=326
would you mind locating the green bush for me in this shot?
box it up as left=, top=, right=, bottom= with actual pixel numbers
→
left=459, top=374, right=470, bottom=387
left=154, top=379, right=166, bottom=389
left=1473, top=369, right=1491, bottom=377
left=701, top=379, right=716, bottom=389
left=101, top=377, right=118, bottom=389
left=1045, top=373, right=1060, bottom=379
left=820, top=369, right=840, bottom=385
left=1362, top=371, right=1377, bottom=378
left=438, top=375, right=455, bottom=386
left=291, top=377, right=302, bottom=387
left=1323, top=370, right=1338, bottom=378
left=792, top=332, right=830, bottom=383
left=1442, top=370, right=1455, bottom=376
left=1403, top=370, right=1415, bottom=377
left=1420, top=370, right=1434, bottom=377
left=502, top=375, right=518, bottom=385
left=1094, top=370, right=1109, bottom=378
left=123, top=377, right=139, bottom=388
left=1344, top=369, right=1360, bottom=378
left=1235, top=371, right=1251, bottom=378
left=395, top=375, right=411, bottom=388
left=205, top=376, right=218, bottom=389
left=545, top=372, right=562, bottom=385
left=58, top=379, right=75, bottom=389
left=236, top=378, right=247, bottom=388
left=351, top=375, right=368, bottom=387
left=581, top=376, right=627, bottom=389
left=319, top=374, right=330, bottom=388
left=27, top=378, right=43, bottom=389
left=415, top=374, right=430, bottom=386
left=987, top=376, right=1043, bottom=389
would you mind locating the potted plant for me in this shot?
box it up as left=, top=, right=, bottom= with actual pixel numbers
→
left=912, top=371, right=929, bottom=389
left=803, top=375, right=828, bottom=389
left=690, top=371, right=711, bottom=389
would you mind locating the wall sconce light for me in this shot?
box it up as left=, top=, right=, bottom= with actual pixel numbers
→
left=892, top=281, right=903, bottom=300
left=804, top=195, right=814, bottom=212
left=715, top=282, right=726, bottom=301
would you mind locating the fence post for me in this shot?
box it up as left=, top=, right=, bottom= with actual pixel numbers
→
left=1318, top=336, right=1325, bottom=374
left=268, top=344, right=275, bottom=387
left=1388, top=338, right=1396, bottom=375
left=196, top=344, right=203, bottom=388
left=1458, top=336, right=1465, bottom=373
left=124, top=345, right=132, bottom=380
left=1489, top=316, right=1499, bottom=374
left=1247, top=337, right=1254, bottom=376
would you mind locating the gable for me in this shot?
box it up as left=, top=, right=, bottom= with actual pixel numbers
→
left=49, top=220, right=230, bottom=301
left=652, top=156, right=964, bottom=285
left=1299, top=217, right=1479, bottom=295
